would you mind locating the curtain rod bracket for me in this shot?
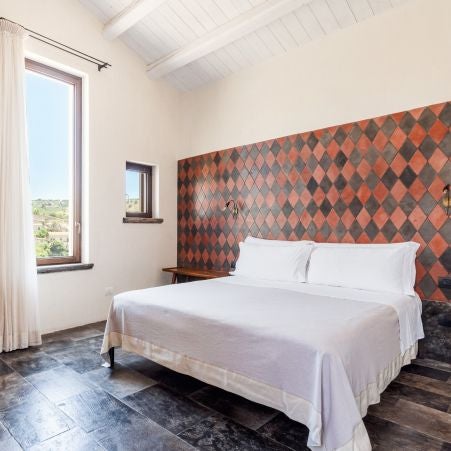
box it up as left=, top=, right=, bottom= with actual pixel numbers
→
left=98, top=62, right=109, bottom=72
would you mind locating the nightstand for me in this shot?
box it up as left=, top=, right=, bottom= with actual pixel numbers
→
left=162, top=266, right=230, bottom=284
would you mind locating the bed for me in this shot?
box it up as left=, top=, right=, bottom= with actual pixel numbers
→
left=100, top=273, right=424, bottom=451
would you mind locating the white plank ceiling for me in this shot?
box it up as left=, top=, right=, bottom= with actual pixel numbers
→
left=79, top=0, right=409, bottom=91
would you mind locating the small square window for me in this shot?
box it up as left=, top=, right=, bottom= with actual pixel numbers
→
left=125, top=162, right=152, bottom=218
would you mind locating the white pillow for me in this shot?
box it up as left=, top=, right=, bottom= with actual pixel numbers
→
left=234, top=241, right=313, bottom=282
left=244, top=236, right=313, bottom=246
left=307, top=242, right=420, bottom=295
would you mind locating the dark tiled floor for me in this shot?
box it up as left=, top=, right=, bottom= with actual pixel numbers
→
left=0, top=322, right=450, bottom=450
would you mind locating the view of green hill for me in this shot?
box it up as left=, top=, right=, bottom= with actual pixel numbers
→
left=32, top=199, right=69, bottom=258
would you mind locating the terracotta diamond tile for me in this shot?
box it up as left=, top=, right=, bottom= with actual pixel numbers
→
left=178, top=102, right=450, bottom=301
left=429, top=120, right=448, bottom=144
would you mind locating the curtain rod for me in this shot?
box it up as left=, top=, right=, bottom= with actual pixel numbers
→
left=0, top=17, right=111, bottom=71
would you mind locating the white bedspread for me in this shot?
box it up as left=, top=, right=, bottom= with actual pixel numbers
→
left=101, top=276, right=424, bottom=451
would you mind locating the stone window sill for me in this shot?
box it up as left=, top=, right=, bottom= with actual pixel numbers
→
left=37, top=263, right=94, bottom=274
left=122, top=217, right=164, bottom=224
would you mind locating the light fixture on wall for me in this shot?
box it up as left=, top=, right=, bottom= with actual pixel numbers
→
left=443, top=184, right=450, bottom=216
left=221, top=200, right=239, bottom=218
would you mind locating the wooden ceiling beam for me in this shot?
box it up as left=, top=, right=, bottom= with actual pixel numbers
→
left=103, top=0, right=166, bottom=40
left=146, top=0, right=312, bottom=79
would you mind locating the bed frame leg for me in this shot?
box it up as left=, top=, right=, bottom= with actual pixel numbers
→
left=108, top=347, right=115, bottom=367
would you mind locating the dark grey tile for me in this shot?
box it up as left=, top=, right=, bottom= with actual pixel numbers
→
left=381, top=118, right=396, bottom=138
left=0, top=372, right=42, bottom=410
left=73, top=335, right=104, bottom=353
left=52, top=348, right=104, bottom=374
left=58, top=388, right=144, bottom=433
left=0, top=359, right=13, bottom=377
left=2, top=351, right=59, bottom=377
left=439, top=104, right=451, bottom=126
left=399, top=112, right=416, bottom=135
left=419, top=163, right=437, bottom=188
left=82, top=363, right=156, bottom=398
left=0, top=347, right=42, bottom=363
left=42, top=323, right=103, bottom=344
left=158, top=371, right=206, bottom=396
left=365, top=414, right=444, bottom=451
left=0, top=397, right=72, bottom=448
left=26, top=366, right=91, bottom=403
left=382, top=381, right=450, bottom=412
left=382, top=142, right=397, bottom=163
left=92, top=415, right=195, bottom=451
left=113, top=347, right=135, bottom=361
left=123, top=384, right=209, bottom=434
left=419, top=274, right=437, bottom=299
left=440, top=248, right=451, bottom=273
left=413, top=358, right=451, bottom=373
left=121, top=355, right=205, bottom=395
left=192, top=386, right=277, bottom=430
left=402, top=363, right=450, bottom=381
left=420, top=136, right=437, bottom=159
left=41, top=334, right=103, bottom=359
left=63, top=325, right=104, bottom=341
left=418, top=108, right=437, bottom=131
left=419, top=300, right=451, bottom=364
left=179, top=414, right=290, bottom=451
left=116, top=353, right=150, bottom=366
left=368, top=398, right=451, bottom=443
left=257, top=414, right=309, bottom=451
left=28, top=427, right=104, bottom=451
left=395, top=372, right=451, bottom=398
left=41, top=330, right=68, bottom=343
left=39, top=338, right=74, bottom=354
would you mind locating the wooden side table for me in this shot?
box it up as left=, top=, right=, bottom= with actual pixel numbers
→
left=162, top=266, right=229, bottom=284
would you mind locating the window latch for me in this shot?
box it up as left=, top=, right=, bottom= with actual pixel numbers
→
left=75, top=222, right=81, bottom=234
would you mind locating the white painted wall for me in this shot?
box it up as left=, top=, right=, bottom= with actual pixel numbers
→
left=2, top=0, right=450, bottom=333
left=179, top=0, right=451, bottom=159
left=0, top=0, right=180, bottom=333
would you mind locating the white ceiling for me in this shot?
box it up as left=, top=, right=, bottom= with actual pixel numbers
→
left=80, top=0, right=409, bottom=91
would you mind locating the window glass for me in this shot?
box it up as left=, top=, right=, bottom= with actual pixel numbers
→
left=25, top=60, right=82, bottom=265
left=125, top=162, right=152, bottom=217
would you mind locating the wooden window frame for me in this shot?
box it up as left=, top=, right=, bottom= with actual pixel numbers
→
left=125, top=162, right=153, bottom=218
left=25, top=59, right=82, bottom=266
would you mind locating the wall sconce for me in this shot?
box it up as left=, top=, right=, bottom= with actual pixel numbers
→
left=443, top=184, right=450, bottom=216
left=221, top=200, right=239, bottom=218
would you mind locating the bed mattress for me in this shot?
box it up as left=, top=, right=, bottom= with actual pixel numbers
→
left=101, top=275, right=424, bottom=451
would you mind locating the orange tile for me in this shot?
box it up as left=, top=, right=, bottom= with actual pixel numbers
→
left=390, top=127, right=407, bottom=148
left=429, top=234, right=448, bottom=257
left=428, top=204, right=447, bottom=230
left=409, top=178, right=427, bottom=202
left=429, top=120, right=448, bottom=144
left=429, top=149, right=448, bottom=172
left=409, top=152, right=427, bottom=175
left=409, top=123, right=427, bottom=147
left=408, top=206, right=427, bottom=230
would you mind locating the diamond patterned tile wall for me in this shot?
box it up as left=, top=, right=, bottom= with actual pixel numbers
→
left=178, top=102, right=451, bottom=301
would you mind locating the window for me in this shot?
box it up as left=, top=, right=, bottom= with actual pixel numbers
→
left=125, top=162, right=152, bottom=218
left=25, top=59, right=82, bottom=266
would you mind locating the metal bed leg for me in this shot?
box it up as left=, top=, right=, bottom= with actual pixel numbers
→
left=108, top=347, right=115, bottom=367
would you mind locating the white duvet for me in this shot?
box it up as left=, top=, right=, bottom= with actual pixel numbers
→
left=101, top=276, right=424, bottom=451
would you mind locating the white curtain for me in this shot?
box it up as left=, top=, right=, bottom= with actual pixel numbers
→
left=0, top=19, right=41, bottom=352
